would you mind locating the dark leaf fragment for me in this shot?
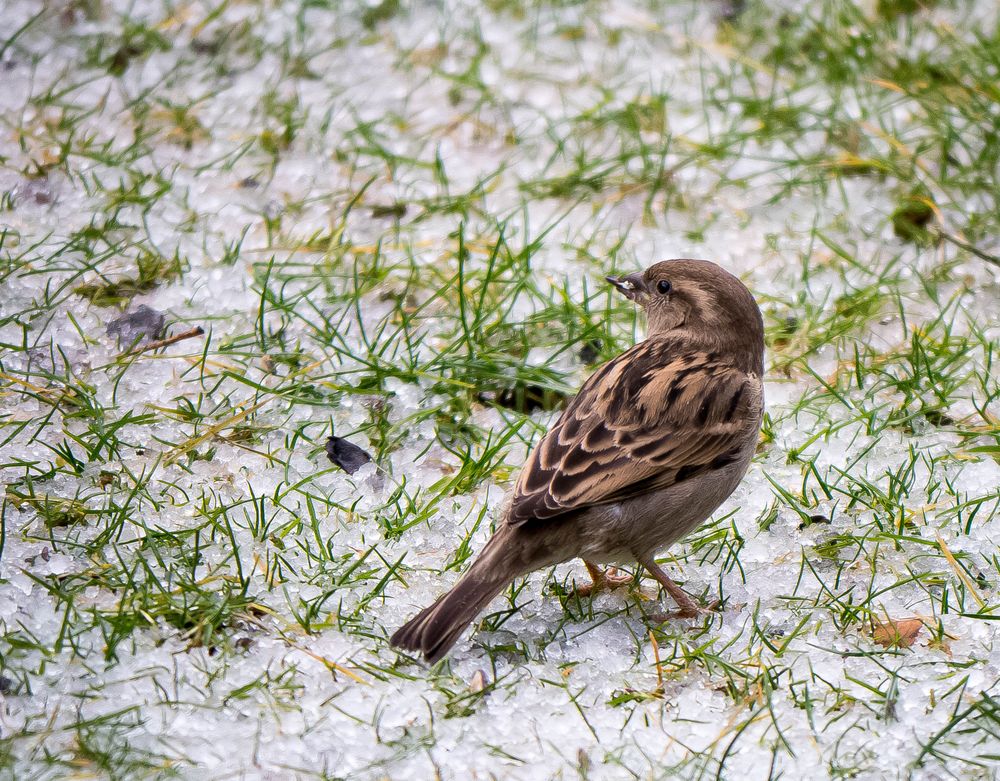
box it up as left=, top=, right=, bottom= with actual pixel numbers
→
left=371, top=202, right=407, bottom=219
left=480, top=384, right=569, bottom=414
left=577, top=339, right=602, bottom=365
left=798, top=513, right=832, bottom=529
left=326, top=436, right=372, bottom=474
left=106, top=305, right=166, bottom=346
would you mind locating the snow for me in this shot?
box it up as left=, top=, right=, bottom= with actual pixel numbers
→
left=1, top=0, right=1000, bottom=778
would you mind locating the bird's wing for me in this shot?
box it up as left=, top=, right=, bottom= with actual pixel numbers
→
left=508, top=337, right=762, bottom=526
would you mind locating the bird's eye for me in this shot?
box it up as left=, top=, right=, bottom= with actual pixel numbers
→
left=657, top=279, right=672, bottom=295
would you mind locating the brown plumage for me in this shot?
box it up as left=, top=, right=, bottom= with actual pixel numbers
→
left=391, top=259, right=765, bottom=664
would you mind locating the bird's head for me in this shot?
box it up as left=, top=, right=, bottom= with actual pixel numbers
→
left=607, top=259, right=763, bottom=348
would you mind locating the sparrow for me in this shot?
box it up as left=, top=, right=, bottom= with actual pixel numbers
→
left=391, top=259, right=765, bottom=663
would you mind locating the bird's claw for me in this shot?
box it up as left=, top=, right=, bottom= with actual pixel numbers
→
left=670, top=598, right=721, bottom=619
left=573, top=567, right=633, bottom=597
left=651, top=599, right=721, bottom=623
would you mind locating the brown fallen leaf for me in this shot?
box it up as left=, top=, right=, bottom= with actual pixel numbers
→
left=873, top=617, right=924, bottom=649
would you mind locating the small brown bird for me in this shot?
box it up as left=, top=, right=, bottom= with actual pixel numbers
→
left=391, top=259, right=765, bottom=663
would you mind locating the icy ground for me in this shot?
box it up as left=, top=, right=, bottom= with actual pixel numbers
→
left=2, top=0, right=1000, bottom=778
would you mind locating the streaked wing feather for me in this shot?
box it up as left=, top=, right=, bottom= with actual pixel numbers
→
left=509, top=337, right=761, bottom=526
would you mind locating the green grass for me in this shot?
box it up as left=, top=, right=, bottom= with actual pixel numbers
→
left=1, top=0, right=999, bottom=778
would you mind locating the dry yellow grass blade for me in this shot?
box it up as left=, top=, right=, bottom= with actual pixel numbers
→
left=162, top=357, right=327, bottom=465
left=936, top=534, right=987, bottom=609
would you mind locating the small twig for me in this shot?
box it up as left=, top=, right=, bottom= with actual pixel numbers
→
left=125, top=326, right=205, bottom=355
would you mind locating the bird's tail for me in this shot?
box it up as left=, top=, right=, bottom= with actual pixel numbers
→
left=391, top=528, right=516, bottom=664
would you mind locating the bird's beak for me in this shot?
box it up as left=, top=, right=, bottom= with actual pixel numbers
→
left=605, top=272, right=647, bottom=301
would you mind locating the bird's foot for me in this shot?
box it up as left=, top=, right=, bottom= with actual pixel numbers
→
left=638, top=555, right=721, bottom=621
left=658, top=598, right=721, bottom=621
left=573, top=562, right=633, bottom=597
left=648, top=599, right=722, bottom=624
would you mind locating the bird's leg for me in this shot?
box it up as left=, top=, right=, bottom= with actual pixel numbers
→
left=638, top=555, right=720, bottom=618
left=573, top=560, right=634, bottom=597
